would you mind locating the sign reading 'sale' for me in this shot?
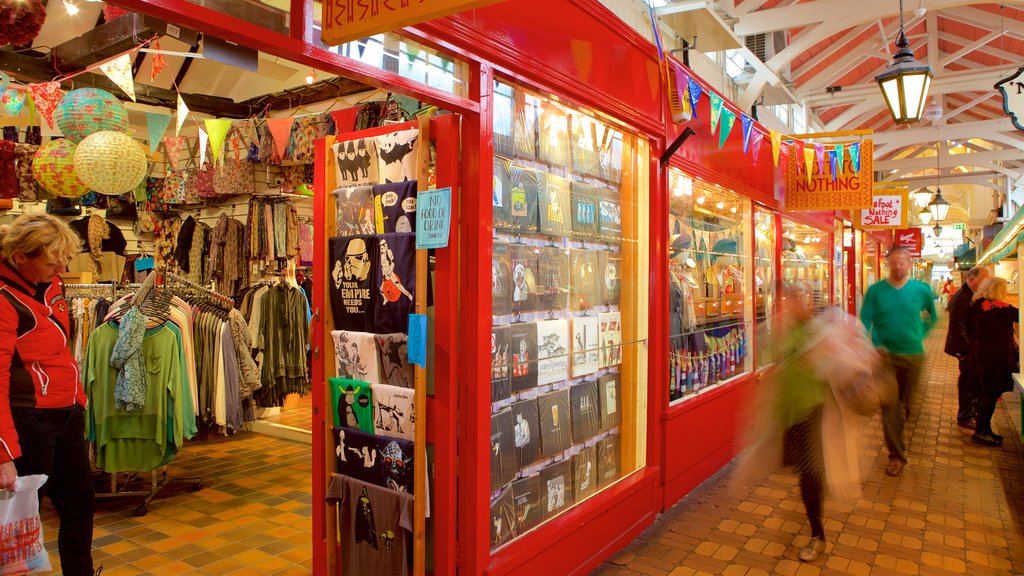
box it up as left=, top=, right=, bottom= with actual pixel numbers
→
left=858, top=189, right=908, bottom=229
left=784, top=140, right=874, bottom=211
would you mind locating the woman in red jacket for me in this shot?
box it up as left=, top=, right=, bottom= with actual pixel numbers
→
left=0, top=213, right=96, bottom=575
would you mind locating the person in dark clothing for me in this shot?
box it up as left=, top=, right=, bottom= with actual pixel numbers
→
left=944, top=266, right=989, bottom=429
left=0, top=214, right=98, bottom=575
left=966, top=277, right=1018, bottom=447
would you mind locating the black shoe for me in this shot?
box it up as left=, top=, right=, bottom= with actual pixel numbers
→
left=971, top=433, right=1003, bottom=447
left=957, top=419, right=976, bottom=430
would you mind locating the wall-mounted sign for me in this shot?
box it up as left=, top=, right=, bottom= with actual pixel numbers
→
left=893, top=228, right=923, bottom=257
left=995, top=66, right=1024, bottom=133
left=322, top=0, right=501, bottom=46
left=784, top=140, right=874, bottom=211
left=953, top=223, right=965, bottom=230
left=858, top=189, right=908, bottom=229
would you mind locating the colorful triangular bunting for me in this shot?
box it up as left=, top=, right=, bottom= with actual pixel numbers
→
left=26, top=82, right=62, bottom=129
left=99, top=54, right=136, bottom=102
left=770, top=131, right=782, bottom=167
left=718, top=109, right=736, bottom=149
left=687, top=78, right=702, bottom=120
left=751, top=132, right=763, bottom=164
left=204, top=118, right=232, bottom=166
left=176, top=94, right=189, bottom=136
left=850, top=142, right=861, bottom=172
left=266, top=117, right=295, bottom=162
left=740, top=114, right=754, bottom=154
left=198, top=128, right=208, bottom=169
left=709, top=93, right=723, bottom=134
left=815, top=144, right=825, bottom=175
left=145, top=113, right=173, bottom=153
left=835, top=144, right=845, bottom=174
left=150, top=39, right=166, bottom=82
left=803, top=148, right=815, bottom=185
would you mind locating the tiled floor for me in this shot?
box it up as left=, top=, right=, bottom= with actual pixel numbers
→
left=259, top=394, right=314, bottom=432
left=595, top=314, right=1024, bottom=576
left=43, top=432, right=313, bottom=576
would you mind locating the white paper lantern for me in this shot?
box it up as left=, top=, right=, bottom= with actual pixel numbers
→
left=73, top=131, right=147, bottom=196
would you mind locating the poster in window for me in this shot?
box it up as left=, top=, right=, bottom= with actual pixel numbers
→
left=539, top=173, right=572, bottom=238
left=571, top=315, right=601, bottom=378
left=597, top=433, right=621, bottom=488
left=328, top=235, right=378, bottom=332
left=491, top=408, right=516, bottom=491
left=492, top=240, right=513, bottom=317
left=513, top=91, right=539, bottom=160
left=511, top=473, right=542, bottom=534
left=509, top=165, right=541, bottom=235
left=490, top=488, right=517, bottom=549
left=536, top=246, right=569, bottom=311
left=511, top=398, right=540, bottom=470
left=493, top=156, right=513, bottom=230
left=491, top=325, right=511, bottom=402
left=538, top=102, right=570, bottom=166
left=570, top=380, right=600, bottom=443
left=537, top=389, right=571, bottom=458
left=510, top=322, right=538, bottom=393
left=599, top=311, right=622, bottom=369
left=539, top=459, right=574, bottom=521
left=536, top=319, right=569, bottom=386
left=570, top=182, right=599, bottom=240
left=598, top=373, right=621, bottom=431
left=510, top=243, right=539, bottom=315
left=572, top=444, right=598, bottom=502
left=570, top=249, right=600, bottom=311
left=599, top=250, right=621, bottom=306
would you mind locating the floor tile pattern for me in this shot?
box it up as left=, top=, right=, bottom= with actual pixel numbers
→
left=595, top=314, right=1024, bottom=576
left=43, top=432, right=312, bottom=576
left=260, top=394, right=314, bottom=432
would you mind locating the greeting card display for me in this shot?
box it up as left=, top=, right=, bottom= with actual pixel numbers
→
left=510, top=244, right=540, bottom=315
left=493, top=156, right=513, bottom=230
left=494, top=82, right=515, bottom=158
left=598, top=373, right=621, bottom=431
left=572, top=445, right=598, bottom=502
left=491, top=325, right=511, bottom=402
left=490, top=488, right=517, bottom=549
left=599, top=250, right=622, bottom=306
left=570, top=249, right=600, bottom=310
left=492, top=241, right=513, bottom=317
left=511, top=474, right=542, bottom=534
left=513, top=91, right=539, bottom=159
left=538, top=102, right=570, bottom=166
left=570, top=183, right=599, bottom=239
left=571, top=114, right=601, bottom=177
left=537, top=390, right=571, bottom=458
left=539, top=173, right=571, bottom=238
left=536, top=246, right=570, bottom=311
left=598, top=195, right=622, bottom=241
left=599, top=312, right=623, bottom=369
left=571, top=316, right=600, bottom=377
left=536, top=319, right=569, bottom=386
left=597, top=434, right=621, bottom=488
left=511, top=399, right=540, bottom=470
left=491, top=408, right=516, bottom=491
left=509, top=165, right=541, bottom=235
left=510, top=323, right=538, bottom=393
left=539, top=460, right=573, bottom=521
left=570, top=380, right=600, bottom=443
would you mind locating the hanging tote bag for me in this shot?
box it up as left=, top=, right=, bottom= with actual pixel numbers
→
left=0, top=474, right=53, bottom=575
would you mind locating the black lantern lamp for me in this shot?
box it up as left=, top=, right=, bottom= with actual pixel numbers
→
left=875, top=0, right=933, bottom=124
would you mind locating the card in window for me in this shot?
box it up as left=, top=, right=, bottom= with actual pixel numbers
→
left=537, top=389, right=571, bottom=458
left=536, top=319, right=569, bottom=386
left=538, top=102, right=570, bottom=166
left=493, top=156, right=513, bottom=231
left=511, top=473, right=542, bottom=534
left=571, top=315, right=601, bottom=378
left=599, top=311, right=622, bottom=369
left=539, top=459, right=574, bottom=521
left=570, top=182, right=599, bottom=240
left=509, top=165, right=541, bottom=235
left=535, top=246, right=570, bottom=312
left=491, top=408, right=516, bottom=491
left=513, top=91, right=539, bottom=159
left=511, top=399, right=540, bottom=471
left=598, top=128, right=623, bottom=185
left=572, top=444, right=598, bottom=502
left=492, top=241, right=513, bottom=317
left=510, top=244, right=540, bottom=315
left=494, top=82, right=515, bottom=158
left=598, top=372, right=621, bottom=432
left=570, top=379, right=600, bottom=443
left=539, top=173, right=572, bottom=238
left=598, top=195, right=622, bottom=242
left=597, top=433, right=621, bottom=488
left=510, top=322, right=538, bottom=394
left=491, top=325, right=511, bottom=403
left=599, top=250, right=621, bottom=306
left=570, top=249, right=600, bottom=311
left=572, top=114, right=601, bottom=178
left=490, top=488, right=517, bottom=549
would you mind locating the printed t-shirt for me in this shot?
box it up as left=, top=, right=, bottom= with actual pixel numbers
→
left=329, top=378, right=374, bottom=433
left=371, top=384, right=415, bottom=441
left=327, top=474, right=414, bottom=576
left=331, top=330, right=382, bottom=384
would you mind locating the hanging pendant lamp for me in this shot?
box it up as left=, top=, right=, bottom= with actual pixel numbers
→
left=918, top=206, right=932, bottom=225
left=928, top=144, right=950, bottom=221
left=875, top=0, right=933, bottom=124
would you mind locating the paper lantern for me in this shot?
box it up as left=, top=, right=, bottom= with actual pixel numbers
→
left=54, top=88, right=129, bottom=143
left=74, top=131, right=148, bottom=196
left=32, top=139, right=90, bottom=199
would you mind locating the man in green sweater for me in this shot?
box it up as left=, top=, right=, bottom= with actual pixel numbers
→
left=860, top=247, right=937, bottom=477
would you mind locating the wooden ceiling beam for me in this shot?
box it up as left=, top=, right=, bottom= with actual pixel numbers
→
left=53, top=12, right=198, bottom=70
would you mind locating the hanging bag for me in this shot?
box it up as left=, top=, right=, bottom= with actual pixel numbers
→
left=0, top=474, right=53, bottom=575
left=212, top=160, right=256, bottom=196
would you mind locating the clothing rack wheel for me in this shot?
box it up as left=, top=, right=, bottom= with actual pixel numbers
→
left=93, top=468, right=203, bottom=517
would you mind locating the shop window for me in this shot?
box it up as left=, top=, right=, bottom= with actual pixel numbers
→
left=489, top=80, right=648, bottom=551
left=667, top=169, right=753, bottom=403
left=781, top=219, right=831, bottom=311
left=327, top=33, right=468, bottom=98
left=833, top=221, right=846, bottom=311
left=754, top=209, right=776, bottom=369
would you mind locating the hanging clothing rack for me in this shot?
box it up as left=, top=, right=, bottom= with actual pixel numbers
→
left=163, top=271, right=235, bottom=309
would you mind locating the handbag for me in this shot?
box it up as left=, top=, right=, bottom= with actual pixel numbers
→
left=106, top=195, right=138, bottom=221
left=212, top=160, right=256, bottom=196
left=0, top=475, right=53, bottom=575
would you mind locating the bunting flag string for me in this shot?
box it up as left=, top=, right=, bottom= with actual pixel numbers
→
left=204, top=118, right=232, bottom=166
left=751, top=132, right=763, bottom=164
left=99, top=54, right=136, bottom=102
left=780, top=141, right=792, bottom=167
left=163, top=135, right=186, bottom=171
left=687, top=78, right=702, bottom=119
left=718, top=109, right=736, bottom=149
left=198, top=128, right=208, bottom=169
left=850, top=142, right=862, bottom=172
left=803, top=148, right=815, bottom=185
left=2, top=89, right=26, bottom=116
left=150, top=39, right=166, bottom=82
left=834, top=144, right=845, bottom=174
left=145, top=113, right=172, bottom=153
left=175, top=93, right=189, bottom=136
left=266, top=117, right=295, bottom=162
left=26, top=82, right=62, bottom=129
left=709, top=93, right=723, bottom=134
left=794, top=140, right=805, bottom=172
left=740, top=114, right=754, bottom=154
left=814, top=144, right=825, bottom=176
left=770, top=131, right=782, bottom=167
left=668, top=61, right=693, bottom=122
left=829, top=149, right=838, bottom=181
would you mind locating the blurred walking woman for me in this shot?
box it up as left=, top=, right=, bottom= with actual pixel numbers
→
left=0, top=214, right=96, bottom=574
left=968, top=277, right=1018, bottom=447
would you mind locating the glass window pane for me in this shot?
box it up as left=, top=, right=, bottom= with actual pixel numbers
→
left=754, top=209, right=776, bottom=369
left=781, top=219, right=831, bottom=312
left=489, top=80, right=648, bottom=551
left=668, top=169, right=752, bottom=403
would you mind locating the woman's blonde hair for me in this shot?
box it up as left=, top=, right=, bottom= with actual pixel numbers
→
left=0, top=213, right=81, bottom=264
left=972, top=276, right=1008, bottom=303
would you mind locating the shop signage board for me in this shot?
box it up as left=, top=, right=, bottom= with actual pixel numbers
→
left=893, top=228, right=923, bottom=257
left=784, top=140, right=874, bottom=211
left=416, top=187, right=452, bottom=249
left=322, top=0, right=502, bottom=46
left=858, top=188, right=908, bottom=229
left=995, top=66, right=1024, bottom=132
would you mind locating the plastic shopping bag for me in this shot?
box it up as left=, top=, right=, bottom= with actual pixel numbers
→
left=0, top=474, right=52, bottom=575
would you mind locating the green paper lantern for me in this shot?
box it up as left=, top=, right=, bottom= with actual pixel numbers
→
left=54, top=88, right=129, bottom=143
left=74, top=131, right=148, bottom=196
left=32, top=139, right=90, bottom=199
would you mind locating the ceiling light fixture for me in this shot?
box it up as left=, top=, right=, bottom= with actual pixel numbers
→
left=932, top=223, right=943, bottom=237
left=64, top=0, right=79, bottom=14
left=305, top=70, right=316, bottom=84
left=875, top=0, right=933, bottom=124
left=928, top=143, right=950, bottom=221
left=918, top=206, right=932, bottom=225
left=913, top=187, right=933, bottom=208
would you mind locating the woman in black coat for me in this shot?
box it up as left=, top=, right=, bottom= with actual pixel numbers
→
left=967, top=277, right=1019, bottom=446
